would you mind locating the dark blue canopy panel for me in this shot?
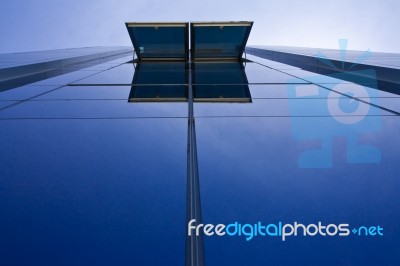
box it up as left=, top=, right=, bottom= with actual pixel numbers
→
left=191, top=22, right=253, bottom=60
left=125, top=22, right=189, bottom=61
left=125, top=21, right=253, bottom=61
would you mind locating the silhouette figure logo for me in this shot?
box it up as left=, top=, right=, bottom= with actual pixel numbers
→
left=287, top=40, right=382, bottom=168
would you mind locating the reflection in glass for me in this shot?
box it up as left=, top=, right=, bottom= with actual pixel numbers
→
left=0, top=48, right=132, bottom=91
left=128, top=61, right=252, bottom=103
left=247, top=46, right=400, bottom=97
left=193, top=62, right=251, bottom=102
left=128, top=62, right=188, bottom=102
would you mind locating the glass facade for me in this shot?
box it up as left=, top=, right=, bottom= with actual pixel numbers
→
left=0, top=43, right=399, bottom=265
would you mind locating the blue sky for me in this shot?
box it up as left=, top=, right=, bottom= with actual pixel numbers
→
left=1, top=0, right=399, bottom=53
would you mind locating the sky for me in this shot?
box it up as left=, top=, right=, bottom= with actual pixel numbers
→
left=0, top=0, right=400, bottom=53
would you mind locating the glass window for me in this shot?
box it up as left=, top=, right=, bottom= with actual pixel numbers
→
left=0, top=99, right=187, bottom=119
left=195, top=115, right=400, bottom=265
left=193, top=62, right=251, bottom=102
left=0, top=85, right=61, bottom=100
left=129, top=85, right=187, bottom=102
left=0, top=118, right=187, bottom=265
left=191, top=22, right=253, bottom=59
left=0, top=101, right=17, bottom=109
left=126, top=22, right=188, bottom=60
left=129, top=62, right=188, bottom=102
left=36, top=86, right=131, bottom=100
left=72, top=64, right=136, bottom=85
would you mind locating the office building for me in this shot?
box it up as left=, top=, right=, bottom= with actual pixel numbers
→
left=0, top=22, right=399, bottom=265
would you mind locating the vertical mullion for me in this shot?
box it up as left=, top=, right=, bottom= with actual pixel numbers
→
left=186, top=59, right=205, bottom=266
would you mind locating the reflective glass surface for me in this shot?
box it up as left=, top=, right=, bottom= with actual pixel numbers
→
left=0, top=99, right=187, bottom=118
left=72, top=64, right=137, bottom=85
left=0, top=101, right=16, bottom=109
left=36, top=86, right=131, bottom=100
left=1, top=49, right=188, bottom=265
left=239, top=63, right=308, bottom=84
left=0, top=119, right=187, bottom=265
left=246, top=54, right=301, bottom=70
left=74, top=62, right=308, bottom=85
left=193, top=62, right=248, bottom=84
left=129, top=85, right=188, bottom=102
left=1, top=47, right=400, bottom=265
left=193, top=62, right=250, bottom=102
left=129, top=62, right=188, bottom=102
left=0, top=48, right=132, bottom=92
left=195, top=115, right=400, bottom=265
left=0, top=85, right=61, bottom=100
left=248, top=45, right=400, bottom=69
left=0, top=47, right=132, bottom=69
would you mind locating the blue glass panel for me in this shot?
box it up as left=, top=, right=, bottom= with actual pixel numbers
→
left=126, top=23, right=188, bottom=60
left=230, top=85, right=400, bottom=116
left=191, top=22, right=253, bottom=59
left=0, top=48, right=132, bottom=91
left=0, top=47, right=132, bottom=69
left=195, top=80, right=392, bottom=117
left=80, top=56, right=132, bottom=71
left=132, top=62, right=187, bottom=84
left=72, top=64, right=136, bottom=85
left=0, top=100, right=187, bottom=119
left=0, top=101, right=17, bottom=109
left=248, top=45, right=400, bottom=69
left=73, top=63, right=189, bottom=86
left=249, top=84, right=294, bottom=98
left=281, top=69, right=365, bottom=84
left=30, top=70, right=102, bottom=86
left=0, top=118, right=186, bottom=265
left=129, top=85, right=187, bottom=102
left=193, top=62, right=250, bottom=102
left=73, top=62, right=309, bottom=86
left=0, top=85, right=60, bottom=100
left=129, top=62, right=188, bottom=102
left=37, top=86, right=131, bottom=100
left=373, top=97, right=400, bottom=112
left=193, top=62, right=248, bottom=84
left=2, top=44, right=399, bottom=265
left=246, top=54, right=301, bottom=70
left=247, top=49, right=400, bottom=101
left=194, top=62, right=308, bottom=84
left=244, top=63, right=308, bottom=84
left=194, top=85, right=251, bottom=102
left=196, top=115, right=400, bottom=265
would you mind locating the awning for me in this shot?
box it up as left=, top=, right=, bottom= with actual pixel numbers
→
left=126, top=21, right=253, bottom=61
left=126, top=22, right=189, bottom=61
left=190, top=21, right=253, bottom=60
